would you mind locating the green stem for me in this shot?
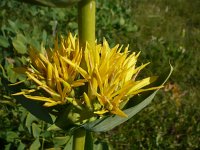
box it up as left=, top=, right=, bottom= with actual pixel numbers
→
left=73, top=128, right=86, bottom=150
left=78, top=0, right=96, bottom=48
left=74, top=1, right=96, bottom=150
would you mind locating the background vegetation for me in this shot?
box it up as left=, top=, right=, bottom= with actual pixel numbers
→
left=0, top=0, right=199, bottom=149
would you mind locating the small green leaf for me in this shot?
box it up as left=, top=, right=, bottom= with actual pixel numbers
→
left=17, top=141, right=26, bottom=150
left=64, top=135, right=73, bottom=150
left=8, top=20, right=18, bottom=32
left=17, top=33, right=27, bottom=43
left=29, top=138, right=41, bottom=150
left=5, top=63, right=18, bottom=83
left=6, top=131, right=19, bottom=142
left=32, top=123, right=42, bottom=138
left=26, top=113, right=39, bottom=133
left=53, top=136, right=71, bottom=147
left=4, top=143, right=11, bottom=150
left=12, top=33, right=27, bottom=54
left=0, top=36, right=9, bottom=48
left=12, top=37, right=27, bottom=54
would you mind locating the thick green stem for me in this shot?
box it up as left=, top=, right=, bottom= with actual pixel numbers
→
left=78, top=0, right=96, bottom=48
left=73, top=128, right=86, bottom=150
left=73, top=1, right=96, bottom=150
left=78, top=0, right=96, bottom=101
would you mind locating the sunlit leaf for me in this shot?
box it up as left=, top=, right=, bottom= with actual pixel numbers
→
left=63, top=135, right=73, bottom=150
left=0, top=36, right=9, bottom=48
left=32, top=123, right=42, bottom=138
left=25, top=113, right=39, bottom=133
left=53, top=136, right=71, bottom=147
left=12, top=38, right=27, bottom=54
left=6, top=131, right=19, bottom=142
left=17, top=141, right=26, bottom=150
left=29, top=138, right=41, bottom=150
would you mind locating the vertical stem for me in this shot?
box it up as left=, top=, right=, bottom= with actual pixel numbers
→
left=78, top=0, right=96, bottom=48
left=78, top=0, right=96, bottom=99
left=74, top=2, right=95, bottom=150
left=73, top=128, right=86, bottom=150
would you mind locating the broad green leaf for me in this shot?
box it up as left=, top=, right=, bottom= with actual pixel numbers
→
left=26, top=113, right=39, bottom=133
left=29, top=138, right=41, bottom=150
left=32, top=123, right=42, bottom=138
left=83, top=65, right=173, bottom=132
left=12, top=33, right=27, bottom=54
left=0, top=36, right=9, bottom=48
left=12, top=37, right=27, bottom=54
left=17, top=141, right=26, bottom=150
left=17, top=33, right=27, bottom=43
left=47, top=124, right=63, bottom=131
left=17, top=0, right=81, bottom=7
left=6, top=131, right=19, bottom=142
left=8, top=20, right=18, bottom=32
left=4, top=144, right=11, bottom=150
left=5, top=62, right=18, bottom=83
left=84, top=89, right=158, bottom=132
left=53, top=136, right=71, bottom=147
left=64, top=135, right=73, bottom=150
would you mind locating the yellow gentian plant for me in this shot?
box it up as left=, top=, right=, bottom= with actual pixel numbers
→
left=12, top=0, right=172, bottom=150
left=13, top=34, right=162, bottom=118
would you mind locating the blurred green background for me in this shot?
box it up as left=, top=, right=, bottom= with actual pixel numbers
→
left=0, top=0, right=199, bottom=149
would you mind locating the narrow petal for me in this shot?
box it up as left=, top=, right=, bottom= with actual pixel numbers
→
left=127, top=76, right=158, bottom=95
left=83, top=92, right=93, bottom=110
left=111, top=107, right=128, bottom=117
left=23, top=95, right=56, bottom=103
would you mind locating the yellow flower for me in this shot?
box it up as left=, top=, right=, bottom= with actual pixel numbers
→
left=13, top=33, right=162, bottom=118
left=82, top=39, right=162, bottom=117
left=63, top=38, right=162, bottom=117
left=13, top=33, right=86, bottom=108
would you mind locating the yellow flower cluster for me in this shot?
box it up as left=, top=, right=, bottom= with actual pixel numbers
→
left=13, top=33, right=162, bottom=117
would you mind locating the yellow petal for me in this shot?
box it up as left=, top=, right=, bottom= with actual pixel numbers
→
left=111, top=107, right=128, bottom=117
left=39, top=53, right=49, bottom=64
left=129, top=85, right=163, bottom=95
left=127, top=76, right=158, bottom=95
left=71, top=79, right=86, bottom=87
left=47, top=62, right=53, bottom=88
left=26, top=72, right=45, bottom=86
left=23, top=94, right=56, bottom=103
left=83, top=92, right=93, bottom=110
left=43, top=101, right=62, bottom=107
left=94, top=109, right=109, bottom=115
left=61, top=56, right=89, bottom=80
left=12, top=89, right=36, bottom=96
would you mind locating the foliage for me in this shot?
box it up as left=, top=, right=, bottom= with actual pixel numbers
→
left=0, top=0, right=200, bottom=149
